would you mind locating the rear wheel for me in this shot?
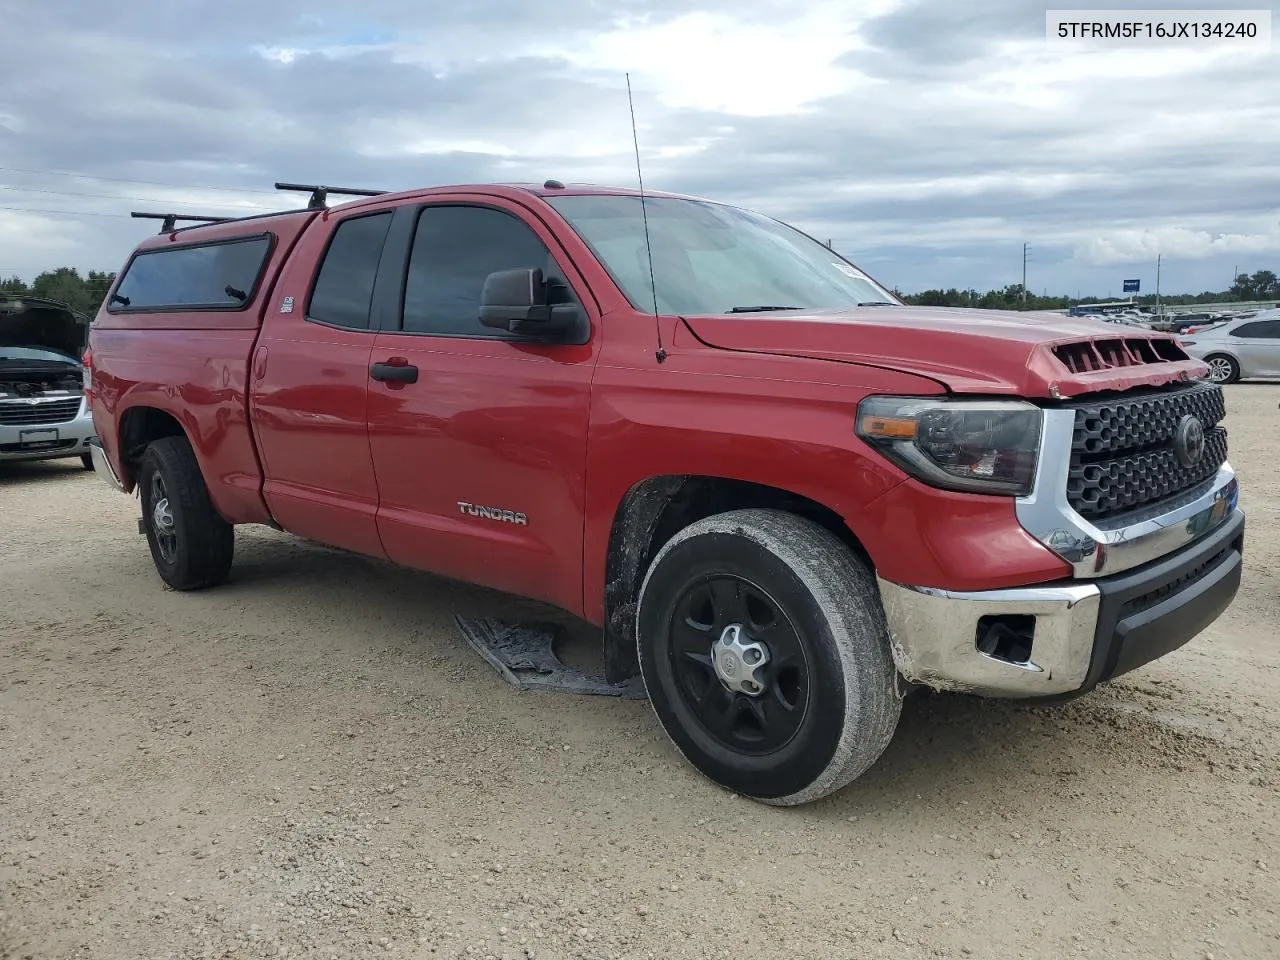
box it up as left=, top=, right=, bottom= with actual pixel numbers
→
left=1204, top=353, right=1239, bottom=384
left=137, top=436, right=234, bottom=590
left=636, top=508, right=901, bottom=806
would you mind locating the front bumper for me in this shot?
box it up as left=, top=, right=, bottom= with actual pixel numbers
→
left=879, top=508, right=1245, bottom=699
left=0, top=399, right=96, bottom=463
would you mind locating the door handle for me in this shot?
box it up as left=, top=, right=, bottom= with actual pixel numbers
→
left=370, top=359, right=419, bottom=384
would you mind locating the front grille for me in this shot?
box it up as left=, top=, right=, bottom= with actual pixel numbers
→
left=1119, top=546, right=1232, bottom=618
left=0, top=397, right=82, bottom=426
left=1063, top=381, right=1228, bottom=522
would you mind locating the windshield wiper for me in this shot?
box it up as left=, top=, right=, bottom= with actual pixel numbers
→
left=856, top=301, right=897, bottom=306
left=726, top=305, right=804, bottom=314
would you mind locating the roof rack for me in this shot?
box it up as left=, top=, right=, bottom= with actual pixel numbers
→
left=131, top=211, right=233, bottom=234
left=274, top=182, right=388, bottom=210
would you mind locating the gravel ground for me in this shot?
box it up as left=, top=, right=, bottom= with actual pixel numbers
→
left=2, top=384, right=1279, bottom=960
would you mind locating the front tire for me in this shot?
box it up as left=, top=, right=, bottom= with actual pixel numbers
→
left=80, top=453, right=94, bottom=470
left=137, top=436, right=234, bottom=590
left=636, top=508, right=901, bottom=806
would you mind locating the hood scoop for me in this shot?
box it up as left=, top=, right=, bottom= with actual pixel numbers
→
left=1051, top=336, right=1188, bottom=375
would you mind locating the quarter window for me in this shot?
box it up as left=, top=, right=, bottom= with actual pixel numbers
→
left=308, top=213, right=394, bottom=330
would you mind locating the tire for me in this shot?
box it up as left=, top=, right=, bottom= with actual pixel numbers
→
left=80, top=453, right=94, bottom=470
left=636, top=508, right=901, bottom=806
left=137, top=436, right=234, bottom=590
left=1204, top=353, right=1240, bottom=384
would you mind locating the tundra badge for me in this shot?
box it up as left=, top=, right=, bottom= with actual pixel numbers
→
left=457, top=501, right=528, bottom=526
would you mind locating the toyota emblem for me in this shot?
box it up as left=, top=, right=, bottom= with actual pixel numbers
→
left=1173, top=414, right=1206, bottom=468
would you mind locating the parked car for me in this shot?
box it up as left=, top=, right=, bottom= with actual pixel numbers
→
left=1, top=295, right=96, bottom=469
left=85, top=181, right=1244, bottom=806
left=1179, top=309, right=1280, bottom=383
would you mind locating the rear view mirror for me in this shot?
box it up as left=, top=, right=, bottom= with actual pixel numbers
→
left=479, top=268, right=584, bottom=339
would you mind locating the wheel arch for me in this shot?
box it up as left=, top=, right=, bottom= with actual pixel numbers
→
left=115, top=405, right=189, bottom=491
left=600, top=474, right=872, bottom=684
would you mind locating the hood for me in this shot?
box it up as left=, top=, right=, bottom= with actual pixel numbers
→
left=680, top=306, right=1207, bottom=399
left=0, top=297, right=89, bottom=366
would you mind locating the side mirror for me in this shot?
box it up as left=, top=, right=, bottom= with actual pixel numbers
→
left=479, top=268, right=583, bottom=338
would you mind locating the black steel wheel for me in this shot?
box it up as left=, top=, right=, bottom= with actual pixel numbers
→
left=636, top=508, right=901, bottom=805
left=667, top=575, right=810, bottom=756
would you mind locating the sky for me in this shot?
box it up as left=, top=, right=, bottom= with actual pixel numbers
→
left=1, top=0, right=1277, bottom=297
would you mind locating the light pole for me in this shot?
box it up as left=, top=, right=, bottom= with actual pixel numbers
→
left=1022, top=243, right=1029, bottom=305
left=1156, top=253, right=1162, bottom=317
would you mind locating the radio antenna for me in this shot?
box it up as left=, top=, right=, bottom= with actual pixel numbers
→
left=626, top=72, right=666, bottom=364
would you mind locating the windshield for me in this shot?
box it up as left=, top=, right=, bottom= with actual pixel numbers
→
left=0, top=346, right=80, bottom=365
left=545, top=194, right=898, bottom=315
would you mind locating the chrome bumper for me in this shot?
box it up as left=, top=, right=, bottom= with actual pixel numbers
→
left=87, top=437, right=125, bottom=492
left=878, top=507, right=1245, bottom=699
left=879, top=580, right=1100, bottom=697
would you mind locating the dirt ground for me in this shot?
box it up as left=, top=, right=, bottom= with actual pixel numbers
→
left=2, top=386, right=1279, bottom=960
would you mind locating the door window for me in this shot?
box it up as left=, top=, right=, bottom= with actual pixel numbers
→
left=1229, top=319, right=1280, bottom=338
left=401, top=205, right=574, bottom=337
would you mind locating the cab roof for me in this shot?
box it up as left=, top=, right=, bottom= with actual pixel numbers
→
left=131, top=181, right=722, bottom=250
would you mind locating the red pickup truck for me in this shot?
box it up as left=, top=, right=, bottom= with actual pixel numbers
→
left=85, top=180, right=1244, bottom=806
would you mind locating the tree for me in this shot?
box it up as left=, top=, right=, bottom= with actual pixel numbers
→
left=1251, top=269, right=1277, bottom=299
left=1231, top=272, right=1258, bottom=300
left=31, top=267, right=94, bottom=314
left=85, top=271, right=116, bottom=312
left=0, top=267, right=117, bottom=315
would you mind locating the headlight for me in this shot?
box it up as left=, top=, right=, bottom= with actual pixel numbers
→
left=855, top=396, right=1042, bottom=496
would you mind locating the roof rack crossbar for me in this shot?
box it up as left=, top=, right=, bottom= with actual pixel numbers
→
left=274, top=182, right=388, bottom=210
left=131, top=211, right=232, bottom=234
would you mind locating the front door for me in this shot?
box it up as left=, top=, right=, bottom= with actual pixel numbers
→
left=365, top=198, right=600, bottom=614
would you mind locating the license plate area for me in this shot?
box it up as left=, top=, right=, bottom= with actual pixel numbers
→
left=19, top=428, right=60, bottom=448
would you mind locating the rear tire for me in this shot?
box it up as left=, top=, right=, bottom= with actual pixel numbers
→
left=1204, top=353, right=1239, bottom=384
left=636, top=508, right=901, bottom=806
left=137, top=436, right=234, bottom=590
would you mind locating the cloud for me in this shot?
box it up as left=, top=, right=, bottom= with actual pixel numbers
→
left=0, top=0, right=1277, bottom=297
left=1074, top=224, right=1280, bottom=267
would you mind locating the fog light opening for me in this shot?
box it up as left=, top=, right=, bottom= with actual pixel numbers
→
left=976, top=615, right=1036, bottom=666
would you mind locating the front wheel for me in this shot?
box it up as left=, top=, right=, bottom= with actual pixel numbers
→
left=80, top=453, right=94, bottom=470
left=636, top=508, right=901, bottom=806
left=1204, top=353, right=1240, bottom=384
left=137, top=436, right=234, bottom=590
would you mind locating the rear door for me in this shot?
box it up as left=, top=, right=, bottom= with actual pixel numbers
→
left=365, top=195, right=601, bottom=614
left=249, top=209, right=394, bottom=557
left=1225, top=318, right=1280, bottom=377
